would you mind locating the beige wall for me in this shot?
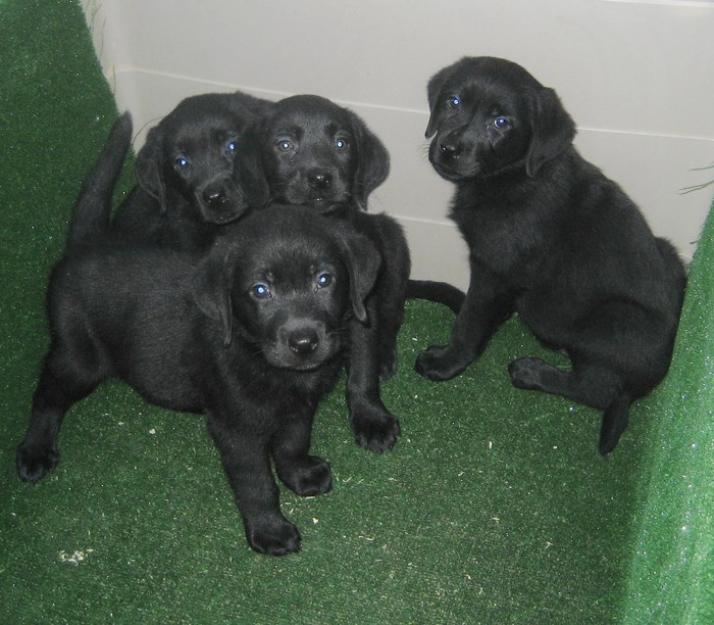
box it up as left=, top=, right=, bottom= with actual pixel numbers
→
left=82, top=0, right=714, bottom=288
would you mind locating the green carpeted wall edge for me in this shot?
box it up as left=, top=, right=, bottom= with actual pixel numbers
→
left=620, top=198, right=714, bottom=625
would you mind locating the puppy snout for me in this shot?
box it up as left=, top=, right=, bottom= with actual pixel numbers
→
left=307, top=170, right=332, bottom=191
left=439, top=142, right=461, bottom=159
left=288, top=328, right=319, bottom=355
left=202, top=184, right=227, bottom=207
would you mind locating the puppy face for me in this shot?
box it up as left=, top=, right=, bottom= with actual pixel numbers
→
left=425, top=57, right=575, bottom=180
left=136, top=93, right=270, bottom=223
left=194, top=207, right=380, bottom=370
left=259, top=95, right=389, bottom=210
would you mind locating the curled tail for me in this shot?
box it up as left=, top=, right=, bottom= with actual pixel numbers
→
left=406, top=279, right=465, bottom=314
left=67, top=112, right=133, bottom=250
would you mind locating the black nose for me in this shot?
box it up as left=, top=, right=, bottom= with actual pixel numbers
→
left=439, top=143, right=461, bottom=159
left=288, top=329, right=319, bottom=355
left=307, top=171, right=332, bottom=190
left=203, top=185, right=226, bottom=206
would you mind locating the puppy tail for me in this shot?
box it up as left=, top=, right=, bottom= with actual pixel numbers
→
left=67, top=112, right=133, bottom=250
left=598, top=392, right=632, bottom=456
left=406, top=279, right=465, bottom=314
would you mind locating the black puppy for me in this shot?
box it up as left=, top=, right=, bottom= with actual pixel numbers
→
left=415, top=57, right=686, bottom=454
left=258, top=94, right=410, bottom=452
left=112, top=91, right=272, bottom=248
left=17, top=116, right=380, bottom=555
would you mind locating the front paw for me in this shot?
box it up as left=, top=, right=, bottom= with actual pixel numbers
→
left=278, top=455, right=332, bottom=497
left=414, top=345, right=468, bottom=381
left=245, top=514, right=301, bottom=556
left=350, top=403, right=400, bottom=453
left=16, top=444, right=59, bottom=483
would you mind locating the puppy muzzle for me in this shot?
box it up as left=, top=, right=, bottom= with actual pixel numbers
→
left=196, top=176, right=248, bottom=224
left=264, top=320, right=340, bottom=371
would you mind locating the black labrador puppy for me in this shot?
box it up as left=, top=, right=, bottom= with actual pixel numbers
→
left=17, top=116, right=381, bottom=556
left=257, top=94, right=410, bottom=452
left=415, top=56, right=686, bottom=454
left=112, top=91, right=272, bottom=248
left=110, top=95, right=409, bottom=455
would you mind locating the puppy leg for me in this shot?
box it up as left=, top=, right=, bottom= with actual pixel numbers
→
left=271, top=411, right=332, bottom=497
left=347, top=299, right=401, bottom=453
left=374, top=221, right=410, bottom=381
left=508, top=357, right=631, bottom=455
left=416, top=264, right=514, bottom=381
left=207, top=413, right=300, bottom=556
left=508, top=357, right=620, bottom=409
left=17, top=349, right=102, bottom=482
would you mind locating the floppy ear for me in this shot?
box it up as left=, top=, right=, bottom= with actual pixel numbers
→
left=425, top=64, right=454, bottom=138
left=335, top=228, right=381, bottom=323
left=192, top=246, right=235, bottom=346
left=350, top=111, right=390, bottom=210
left=525, top=87, right=576, bottom=177
left=135, top=126, right=168, bottom=213
left=236, top=125, right=271, bottom=208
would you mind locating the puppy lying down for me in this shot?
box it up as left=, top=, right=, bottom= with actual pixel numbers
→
left=16, top=118, right=380, bottom=555
left=416, top=56, right=686, bottom=454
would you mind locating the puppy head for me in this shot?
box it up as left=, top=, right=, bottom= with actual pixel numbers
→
left=135, top=92, right=270, bottom=223
left=193, top=206, right=380, bottom=371
left=425, top=57, right=575, bottom=181
left=259, top=95, right=389, bottom=211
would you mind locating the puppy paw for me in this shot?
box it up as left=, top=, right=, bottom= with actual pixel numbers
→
left=279, top=455, right=332, bottom=497
left=508, top=357, right=547, bottom=390
left=350, top=406, right=401, bottom=453
left=246, top=515, right=301, bottom=556
left=414, top=345, right=467, bottom=381
left=16, top=444, right=58, bottom=483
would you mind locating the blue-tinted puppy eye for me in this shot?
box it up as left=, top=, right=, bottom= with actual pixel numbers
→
left=447, top=95, right=462, bottom=107
left=317, top=273, right=332, bottom=288
left=494, top=116, right=511, bottom=129
left=175, top=156, right=190, bottom=169
left=226, top=140, right=238, bottom=153
left=335, top=138, right=347, bottom=150
left=253, top=283, right=271, bottom=299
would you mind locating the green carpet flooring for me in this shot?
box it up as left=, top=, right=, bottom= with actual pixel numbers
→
left=1, top=2, right=711, bottom=624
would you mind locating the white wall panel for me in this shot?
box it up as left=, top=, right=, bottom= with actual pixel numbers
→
left=82, top=0, right=714, bottom=283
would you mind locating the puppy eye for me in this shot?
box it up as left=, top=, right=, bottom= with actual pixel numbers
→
left=335, top=138, right=348, bottom=150
left=316, top=272, right=332, bottom=288
left=175, top=155, right=190, bottom=169
left=252, top=283, right=271, bottom=299
left=447, top=95, right=462, bottom=108
left=226, top=140, right=238, bottom=154
left=494, top=116, right=511, bottom=129
left=277, top=140, right=294, bottom=152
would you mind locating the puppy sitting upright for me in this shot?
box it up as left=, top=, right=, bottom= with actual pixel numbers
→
left=112, top=91, right=272, bottom=249
left=415, top=57, right=686, bottom=454
left=258, top=95, right=410, bottom=453
left=17, top=115, right=380, bottom=556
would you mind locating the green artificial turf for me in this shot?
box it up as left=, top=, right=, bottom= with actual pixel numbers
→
left=0, top=2, right=711, bottom=624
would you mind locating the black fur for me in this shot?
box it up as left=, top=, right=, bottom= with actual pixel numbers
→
left=68, top=112, right=133, bottom=249
left=113, top=91, right=272, bottom=249
left=406, top=280, right=464, bottom=314
left=16, top=121, right=381, bottom=554
left=257, top=95, right=410, bottom=452
left=415, top=56, right=686, bottom=454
